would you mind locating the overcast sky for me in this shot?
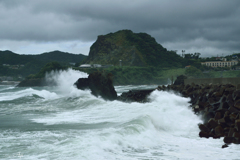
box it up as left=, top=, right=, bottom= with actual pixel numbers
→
left=0, top=0, right=240, bottom=57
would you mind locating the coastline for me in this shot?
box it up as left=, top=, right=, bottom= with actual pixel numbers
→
left=157, top=83, right=240, bottom=148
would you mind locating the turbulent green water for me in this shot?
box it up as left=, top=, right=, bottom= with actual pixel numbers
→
left=0, top=69, right=239, bottom=160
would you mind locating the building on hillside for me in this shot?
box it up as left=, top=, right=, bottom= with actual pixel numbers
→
left=79, top=64, right=113, bottom=68
left=79, top=64, right=92, bottom=68
left=201, top=60, right=238, bottom=68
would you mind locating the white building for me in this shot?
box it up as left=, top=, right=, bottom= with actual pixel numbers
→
left=201, top=60, right=238, bottom=68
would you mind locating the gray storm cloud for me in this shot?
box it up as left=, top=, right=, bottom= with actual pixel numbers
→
left=0, top=0, right=240, bottom=56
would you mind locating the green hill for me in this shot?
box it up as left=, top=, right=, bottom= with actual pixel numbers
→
left=0, top=50, right=34, bottom=65
left=30, top=50, right=86, bottom=64
left=0, top=50, right=87, bottom=77
left=83, top=30, right=183, bottom=67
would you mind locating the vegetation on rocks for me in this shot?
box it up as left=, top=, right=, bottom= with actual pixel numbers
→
left=83, top=30, right=183, bottom=67
left=0, top=50, right=86, bottom=77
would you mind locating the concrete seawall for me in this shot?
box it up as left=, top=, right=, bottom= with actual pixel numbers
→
left=184, top=77, right=240, bottom=86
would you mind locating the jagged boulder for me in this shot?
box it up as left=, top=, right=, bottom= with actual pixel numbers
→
left=117, top=89, right=155, bottom=103
left=74, top=78, right=89, bottom=90
left=173, top=75, right=187, bottom=85
left=74, top=72, right=117, bottom=101
left=88, top=72, right=117, bottom=101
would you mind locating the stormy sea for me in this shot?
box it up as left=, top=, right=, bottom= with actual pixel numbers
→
left=0, top=69, right=239, bottom=160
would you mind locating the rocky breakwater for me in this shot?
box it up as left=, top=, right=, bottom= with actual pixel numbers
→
left=157, top=83, right=240, bottom=148
left=117, top=89, right=155, bottom=103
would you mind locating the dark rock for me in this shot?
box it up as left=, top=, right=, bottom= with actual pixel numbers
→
left=74, top=78, right=89, bottom=90
left=214, top=125, right=224, bottom=136
left=228, top=106, right=240, bottom=113
left=233, top=90, right=240, bottom=101
left=219, top=102, right=230, bottom=110
left=218, top=118, right=229, bottom=128
left=235, top=119, right=240, bottom=131
left=118, top=89, right=155, bottom=103
left=199, top=131, right=210, bottom=138
left=224, top=136, right=235, bottom=144
left=88, top=72, right=117, bottom=101
left=230, top=113, right=238, bottom=121
left=233, top=132, right=240, bottom=139
left=173, top=75, right=187, bottom=85
left=222, top=143, right=229, bottom=148
left=214, top=112, right=222, bottom=120
left=198, top=124, right=210, bottom=132
left=228, top=128, right=235, bottom=137
left=234, top=99, right=240, bottom=110
left=74, top=72, right=117, bottom=101
left=208, top=118, right=218, bottom=129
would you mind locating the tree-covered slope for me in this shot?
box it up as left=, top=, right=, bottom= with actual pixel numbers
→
left=31, top=50, right=87, bottom=63
left=0, top=50, right=87, bottom=65
left=84, top=30, right=183, bottom=67
left=0, top=50, right=87, bottom=77
left=0, top=50, right=35, bottom=65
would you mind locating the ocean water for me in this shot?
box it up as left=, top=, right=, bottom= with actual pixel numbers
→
left=0, top=69, right=239, bottom=160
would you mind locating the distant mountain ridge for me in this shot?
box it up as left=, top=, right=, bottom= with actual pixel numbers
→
left=0, top=50, right=87, bottom=65
left=0, top=50, right=87, bottom=77
left=84, top=30, right=183, bottom=67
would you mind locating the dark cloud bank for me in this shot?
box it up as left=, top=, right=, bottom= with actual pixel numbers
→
left=0, top=0, right=240, bottom=56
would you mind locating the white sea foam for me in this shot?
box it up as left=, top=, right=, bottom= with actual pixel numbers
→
left=0, top=88, right=58, bottom=101
left=1, top=70, right=240, bottom=159
left=27, top=90, right=240, bottom=159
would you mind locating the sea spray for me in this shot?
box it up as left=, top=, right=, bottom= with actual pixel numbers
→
left=45, top=69, right=89, bottom=97
left=1, top=69, right=240, bottom=159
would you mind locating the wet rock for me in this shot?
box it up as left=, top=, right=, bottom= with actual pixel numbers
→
left=222, top=143, right=229, bottom=148
left=88, top=72, right=117, bottom=101
left=224, top=136, right=235, bottom=144
left=199, top=131, right=210, bottom=138
left=214, top=112, right=222, bottom=120
left=208, top=118, right=218, bottom=129
left=228, top=128, right=235, bottom=137
left=228, top=106, right=239, bottom=113
left=74, top=78, right=89, bottom=90
left=198, top=124, right=210, bottom=132
left=157, top=83, right=240, bottom=147
left=173, top=75, right=187, bottom=85
left=235, top=119, right=240, bottom=131
left=214, top=125, right=224, bottom=136
left=74, top=72, right=117, bottom=101
left=118, top=89, right=155, bottom=103
left=234, top=99, right=240, bottom=110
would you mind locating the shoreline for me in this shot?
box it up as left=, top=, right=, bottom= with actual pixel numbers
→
left=157, top=83, right=240, bottom=148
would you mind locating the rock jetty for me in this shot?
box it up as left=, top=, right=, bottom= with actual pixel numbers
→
left=75, top=72, right=240, bottom=148
left=158, top=83, right=240, bottom=148
left=117, top=89, right=155, bottom=103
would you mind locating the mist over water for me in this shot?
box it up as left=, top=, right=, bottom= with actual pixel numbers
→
left=0, top=69, right=239, bottom=160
